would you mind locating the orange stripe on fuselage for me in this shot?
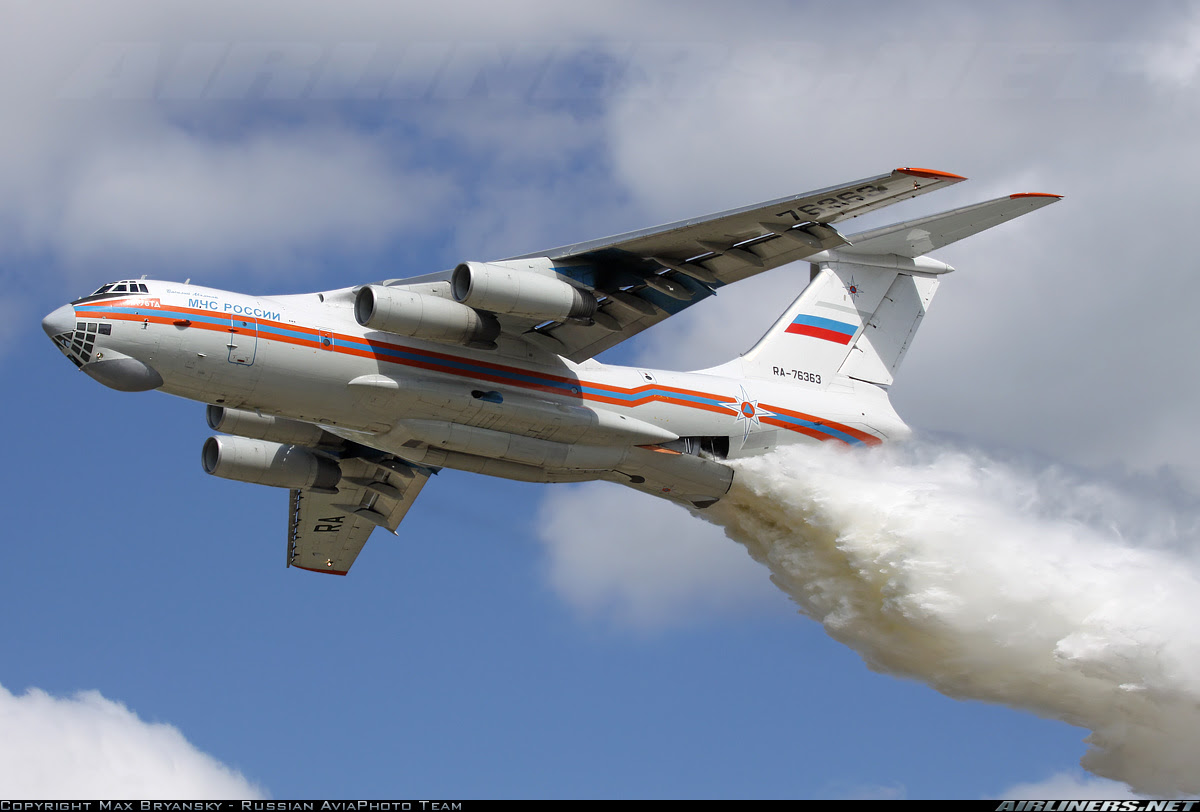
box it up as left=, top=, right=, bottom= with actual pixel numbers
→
left=78, top=301, right=883, bottom=445
left=759, top=417, right=844, bottom=444
left=766, top=404, right=881, bottom=446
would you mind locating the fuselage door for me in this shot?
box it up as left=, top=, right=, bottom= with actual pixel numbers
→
left=227, top=316, right=258, bottom=366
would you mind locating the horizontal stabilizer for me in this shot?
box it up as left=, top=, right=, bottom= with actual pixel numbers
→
left=731, top=191, right=1061, bottom=388
left=839, top=193, right=1062, bottom=259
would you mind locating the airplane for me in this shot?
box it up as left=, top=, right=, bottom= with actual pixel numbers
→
left=42, top=167, right=1060, bottom=575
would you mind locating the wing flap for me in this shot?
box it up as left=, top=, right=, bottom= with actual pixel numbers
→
left=286, top=457, right=430, bottom=575
left=287, top=488, right=375, bottom=575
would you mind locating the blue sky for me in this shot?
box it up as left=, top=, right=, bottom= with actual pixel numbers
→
left=4, top=0, right=1200, bottom=800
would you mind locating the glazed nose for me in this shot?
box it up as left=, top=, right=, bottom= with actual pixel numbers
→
left=42, top=304, right=75, bottom=338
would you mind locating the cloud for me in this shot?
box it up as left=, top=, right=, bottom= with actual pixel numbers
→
left=536, top=481, right=781, bottom=629
left=52, top=123, right=452, bottom=273
left=0, top=683, right=265, bottom=799
left=0, top=1, right=672, bottom=283
left=995, top=771, right=1145, bottom=800
left=1141, top=7, right=1200, bottom=87
left=826, top=782, right=907, bottom=800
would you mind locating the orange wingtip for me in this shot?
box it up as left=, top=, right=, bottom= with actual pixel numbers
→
left=291, top=564, right=349, bottom=576
left=1009, top=192, right=1063, bottom=199
left=897, top=167, right=967, bottom=181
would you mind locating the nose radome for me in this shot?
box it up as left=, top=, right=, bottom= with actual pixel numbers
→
left=42, top=304, right=75, bottom=339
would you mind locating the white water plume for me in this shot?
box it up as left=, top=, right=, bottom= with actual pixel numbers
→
left=703, top=441, right=1200, bottom=797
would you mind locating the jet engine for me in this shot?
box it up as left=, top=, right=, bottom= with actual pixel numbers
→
left=201, top=436, right=341, bottom=493
left=206, top=406, right=334, bottom=447
left=355, top=285, right=501, bottom=349
left=452, top=262, right=597, bottom=321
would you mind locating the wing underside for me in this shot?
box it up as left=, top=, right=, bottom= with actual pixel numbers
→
left=287, top=456, right=430, bottom=575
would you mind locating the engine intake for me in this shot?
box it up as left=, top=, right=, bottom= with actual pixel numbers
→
left=452, top=262, right=596, bottom=321
left=355, top=285, right=500, bottom=349
left=202, top=436, right=341, bottom=493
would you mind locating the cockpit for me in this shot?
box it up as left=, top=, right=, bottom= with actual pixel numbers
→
left=74, top=279, right=151, bottom=302
left=92, top=280, right=149, bottom=295
left=43, top=281, right=165, bottom=391
left=50, top=279, right=152, bottom=367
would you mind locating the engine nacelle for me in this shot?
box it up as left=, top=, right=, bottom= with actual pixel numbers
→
left=355, top=285, right=501, bottom=349
left=206, top=406, right=333, bottom=447
left=201, top=436, right=341, bottom=493
left=452, top=261, right=596, bottom=321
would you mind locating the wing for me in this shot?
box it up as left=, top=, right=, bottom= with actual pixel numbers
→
left=505, top=167, right=966, bottom=361
left=372, top=168, right=965, bottom=363
left=287, top=456, right=430, bottom=575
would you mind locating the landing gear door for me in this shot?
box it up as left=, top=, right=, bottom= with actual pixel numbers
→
left=227, top=317, right=258, bottom=366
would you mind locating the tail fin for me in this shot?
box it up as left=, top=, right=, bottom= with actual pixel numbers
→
left=729, top=193, right=1061, bottom=387
left=736, top=255, right=943, bottom=387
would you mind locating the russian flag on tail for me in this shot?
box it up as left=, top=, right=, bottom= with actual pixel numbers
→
left=784, top=314, right=857, bottom=344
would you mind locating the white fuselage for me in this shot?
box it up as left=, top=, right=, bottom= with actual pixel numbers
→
left=50, top=280, right=909, bottom=485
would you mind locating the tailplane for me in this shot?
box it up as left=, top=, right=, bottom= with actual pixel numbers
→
left=723, top=193, right=1061, bottom=387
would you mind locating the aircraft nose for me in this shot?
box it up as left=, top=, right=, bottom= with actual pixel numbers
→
left=42, top=304, right=75, bottom=339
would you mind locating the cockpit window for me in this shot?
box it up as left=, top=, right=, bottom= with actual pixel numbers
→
left=76, top=280, right=150, bottom=304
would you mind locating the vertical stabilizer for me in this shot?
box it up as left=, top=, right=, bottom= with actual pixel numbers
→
left=737, top=255, right=944, bottom=387
left=739, top=261, right=892, bottom=384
